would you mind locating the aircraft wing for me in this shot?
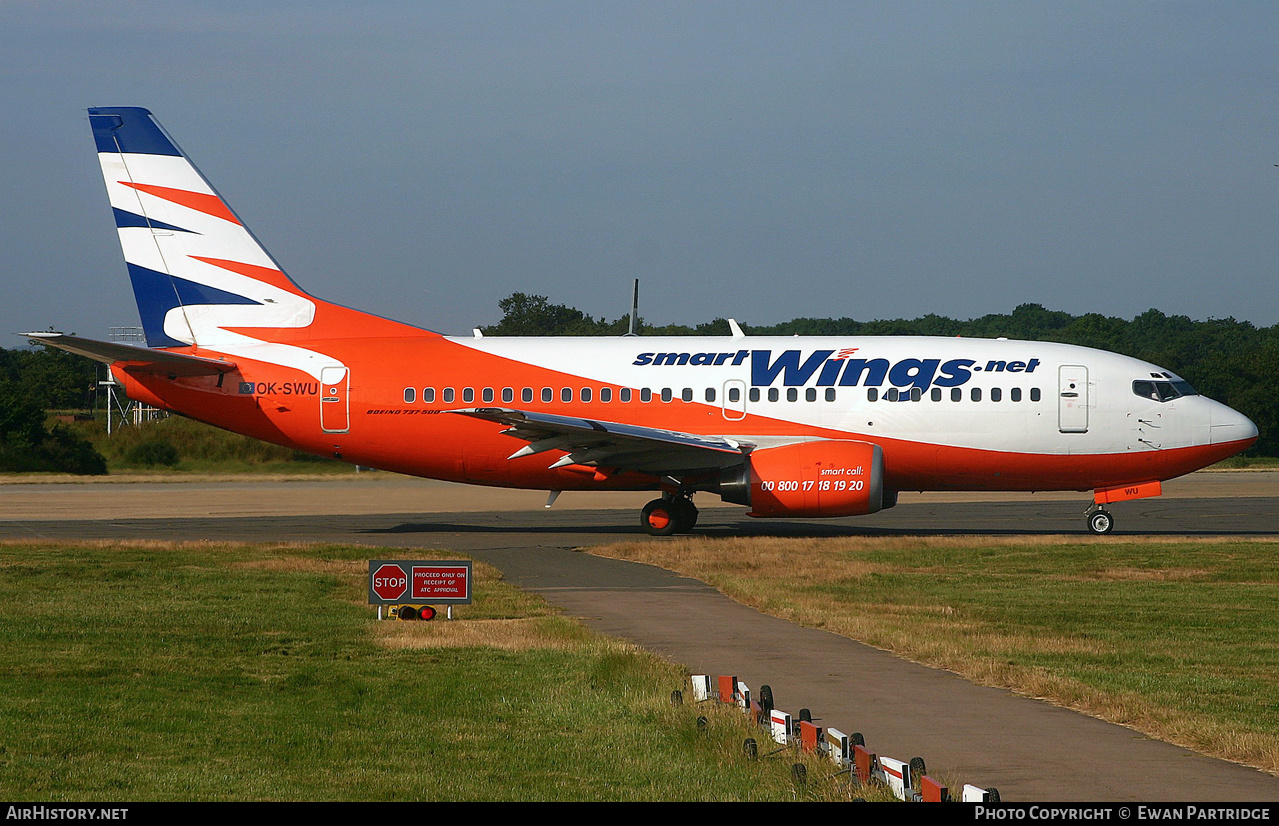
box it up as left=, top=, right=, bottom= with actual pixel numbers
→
left=24, top=332, right=237, bottom=377
left=453, top=408, right=748, bottom=475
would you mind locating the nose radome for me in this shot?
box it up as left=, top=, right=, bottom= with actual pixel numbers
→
left=1211, top=401, right=1259, bottom=446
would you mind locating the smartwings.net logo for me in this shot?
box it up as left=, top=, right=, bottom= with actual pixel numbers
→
left=631, top=349, right=1041, bottom=390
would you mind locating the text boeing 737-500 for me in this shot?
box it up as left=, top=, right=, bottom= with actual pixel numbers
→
left=30, top=107, right=1258, bottom=535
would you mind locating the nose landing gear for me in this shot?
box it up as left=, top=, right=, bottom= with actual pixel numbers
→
left=1086, top=505, right=1114, bottom=535
left=1086, top=481, right=1163, bottom=534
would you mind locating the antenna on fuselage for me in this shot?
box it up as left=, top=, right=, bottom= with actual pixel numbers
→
left=624, top=278, right=640, bottom=336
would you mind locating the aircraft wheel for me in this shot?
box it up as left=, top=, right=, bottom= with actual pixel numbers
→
left=641, top=499, right=680, bottom=536
left=1087, top=509, right=1114, bottom=535
left=672, top=498, right=699, bottom=533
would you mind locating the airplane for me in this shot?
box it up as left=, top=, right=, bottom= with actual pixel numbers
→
left=30, top=107, right=1259, bottom=536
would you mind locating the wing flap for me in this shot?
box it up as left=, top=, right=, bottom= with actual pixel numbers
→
left=453, top=407, right=747, bottom=476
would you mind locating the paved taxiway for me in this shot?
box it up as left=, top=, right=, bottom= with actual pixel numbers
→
left=2, top=470, right=1277, bottom=800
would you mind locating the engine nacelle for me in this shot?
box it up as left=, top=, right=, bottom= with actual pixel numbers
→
left=719, top=440, right=885, bottom=518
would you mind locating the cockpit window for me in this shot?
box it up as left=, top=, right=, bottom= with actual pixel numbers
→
left=1132, top=379, right=1197, bottom=402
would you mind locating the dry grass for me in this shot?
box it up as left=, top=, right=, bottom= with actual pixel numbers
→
left=235, top=552, right=583, bottom=653
left=1074, top=567, right=1213, bottom=581
left=590, top=534, right=1279, bottom=775
left=374, top=617, right=582, bottom=651
left=232, top=556, right=367, bottom=576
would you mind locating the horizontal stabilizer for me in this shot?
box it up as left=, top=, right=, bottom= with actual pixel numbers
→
left=24, top=332, right=236, bottom=376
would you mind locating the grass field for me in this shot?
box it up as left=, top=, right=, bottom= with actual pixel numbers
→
left=1211, top=456, right=1279, bottom=470
left=592, top=535, right=1279, bottom=775
left=66, top=414, right=357, bottom=475
left=0, top=540, right=879, bottom=802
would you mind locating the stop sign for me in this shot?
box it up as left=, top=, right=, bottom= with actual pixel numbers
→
left=371, top=564, right=407, bottom=601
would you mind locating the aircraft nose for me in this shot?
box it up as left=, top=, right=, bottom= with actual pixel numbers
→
left=1211, top=401, right=1258, bottom=446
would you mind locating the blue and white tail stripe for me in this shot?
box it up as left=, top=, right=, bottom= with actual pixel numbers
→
left=90, top=107, right=334, bottom=379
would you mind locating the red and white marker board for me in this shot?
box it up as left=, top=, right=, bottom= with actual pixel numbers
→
left=368, top=560, right=473, bottom=605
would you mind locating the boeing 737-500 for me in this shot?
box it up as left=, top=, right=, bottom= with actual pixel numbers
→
left=30, top=107, right=1259, bottom=535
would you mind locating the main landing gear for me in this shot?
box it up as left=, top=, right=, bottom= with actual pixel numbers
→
left=641, top=495, right=699, bottom=536
left=1085, top=505, right=1115, bottom=535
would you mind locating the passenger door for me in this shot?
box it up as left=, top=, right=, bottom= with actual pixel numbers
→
left=1058, top=365, right=1088, bottom=433
left=320, top=365, right=350, bottom=434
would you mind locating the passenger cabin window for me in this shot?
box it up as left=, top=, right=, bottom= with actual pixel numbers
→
left=600, top=388, right=612, bottom=403
left=971, top=388, right=982, bottom=402
left=768, top=388, right=779, bottom=402
left=482, top=388, right=494, bottom=403
left=403, top=387, right=415, bottom=403
left=581, top=387, right=592, bottom=402
left=620, top=388, right=632, bottom=402
left=681, top=388, right=692, bottom=402
left=787, top=388, right=798, bottom=402
left=561, top=387, right=572, bottom=403
left=423, top=388, right=436, bottom=403
left=541, top=387, right=553, bottom=403
left=991, top=388, right=1002, bottom=402
left=640, top=388, right=652, bottom=402
left=502, top=388, right=514, bottom=403
left=522, top=388, right=533, bottom=403
left=1030, top=388, right=1041, bottom=402
left=951, top=388, right=962, bottom=402
left=749, top=388, right=761, bottom=402
left=660, top=388, right=672, bottom=402
left=825, top=388, right=836, bottom=402
left=1011, top=387, right=1022, bottom=402
left=705, top=388, right=716, bottom=403
left=443, top=388, right=455, bottom=403
left=806, top=388, right=817, bottom=402
left=462, top=388, right=474, bottom=403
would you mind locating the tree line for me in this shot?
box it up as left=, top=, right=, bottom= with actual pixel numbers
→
left=0, top=297, right=1271, bottom=474
left=0, top=346, right=105, bottom=473
left=482, top=295, right=1276, bottom=455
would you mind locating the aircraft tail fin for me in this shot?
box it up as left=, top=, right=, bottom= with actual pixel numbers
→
left=89, top=107, right=320, bottom=349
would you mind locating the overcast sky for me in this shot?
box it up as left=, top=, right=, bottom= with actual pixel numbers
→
left=4, top=1, right=1276, bottom=340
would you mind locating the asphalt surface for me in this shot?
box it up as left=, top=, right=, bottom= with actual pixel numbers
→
left=3, top=473, right=1278, bottom=801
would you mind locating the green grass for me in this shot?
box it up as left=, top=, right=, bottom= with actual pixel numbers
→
left=823, top=540, right=1279, bottom=732
left=0, top=540, right=865, bottom=801
left=595, top=535, right=1279, bottom=774
left=65, top=414, right=354, bottom=474
left=1210, top=455, right=1279, bottom=470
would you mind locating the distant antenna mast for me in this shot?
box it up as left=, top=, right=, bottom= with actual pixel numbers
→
left=625, top=279, right=640, bottom=336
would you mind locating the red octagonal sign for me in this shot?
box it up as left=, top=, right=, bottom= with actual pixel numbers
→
left=371, top=563, right=407, bottom=601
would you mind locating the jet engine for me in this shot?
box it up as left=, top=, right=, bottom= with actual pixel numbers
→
left=719, top=440, right=887, bottom=517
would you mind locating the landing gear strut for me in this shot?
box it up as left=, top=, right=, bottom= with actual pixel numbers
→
left=641, top=495, right=699, bottom=536
left=1086, top=506, right=1114, bottom=535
